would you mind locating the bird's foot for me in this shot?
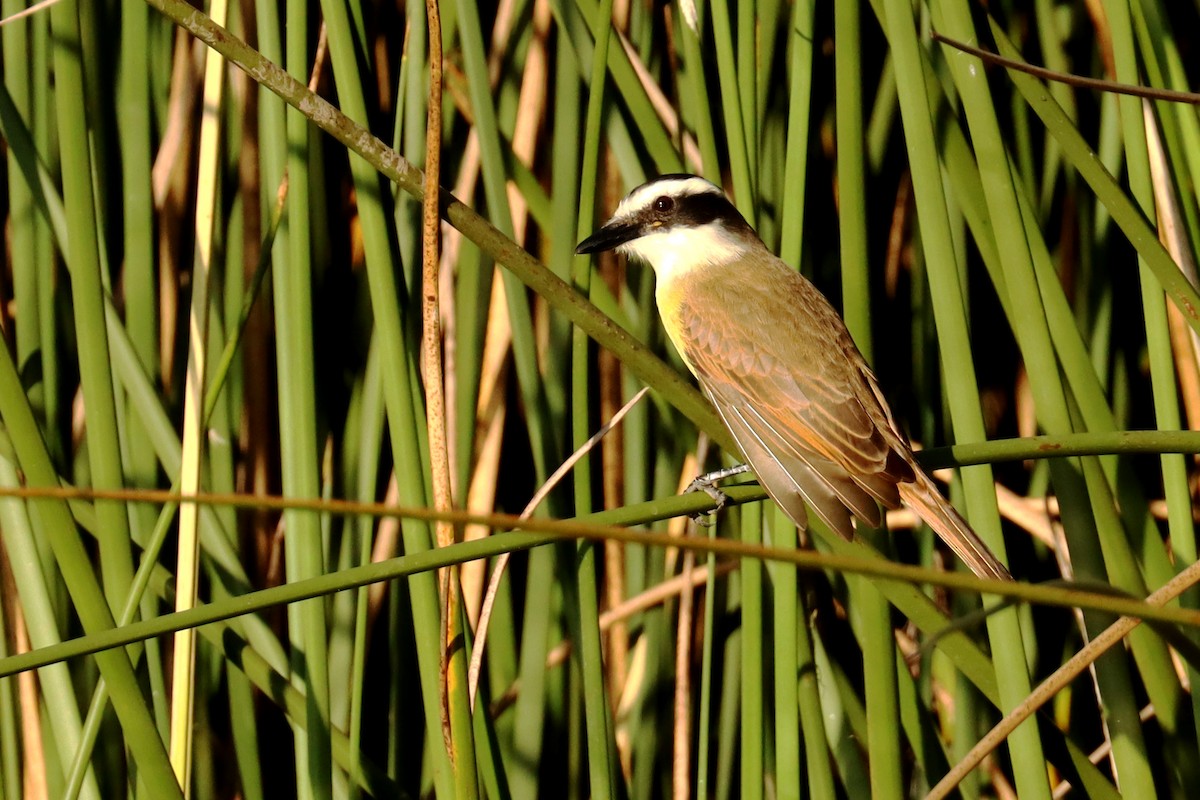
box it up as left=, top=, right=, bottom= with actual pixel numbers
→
left=684, top=464, right=751, bottom=525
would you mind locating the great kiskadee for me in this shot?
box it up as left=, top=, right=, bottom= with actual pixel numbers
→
left=576, top=174, right=1011, bottom=581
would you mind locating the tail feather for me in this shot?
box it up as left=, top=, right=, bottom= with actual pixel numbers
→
left=897, top=471, right=1012, bottom=582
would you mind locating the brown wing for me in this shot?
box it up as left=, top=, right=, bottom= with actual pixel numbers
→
left=667, top=259, right=914, bottom=538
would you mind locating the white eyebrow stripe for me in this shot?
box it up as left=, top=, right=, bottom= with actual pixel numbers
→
left=614, top=176, right=724, bottom=220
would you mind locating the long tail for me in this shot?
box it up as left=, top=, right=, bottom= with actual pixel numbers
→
left=897, top=471, right=1012, bottom=582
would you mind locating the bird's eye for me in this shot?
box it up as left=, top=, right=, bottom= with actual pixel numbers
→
left=653, top=196, right=674, bottom=213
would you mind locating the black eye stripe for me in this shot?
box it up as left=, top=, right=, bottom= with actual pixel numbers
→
left=672, top=192, right=731, bottom=226
left=624, top=181, right=756, bottom=240
left=642, top=190, right=753, bottom=235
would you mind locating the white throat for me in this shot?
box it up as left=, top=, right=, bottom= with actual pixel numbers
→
left=619, top=222, right=752, bottom=285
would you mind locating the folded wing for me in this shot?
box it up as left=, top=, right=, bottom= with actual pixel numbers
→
left=673, top=270, right=914, bottom=538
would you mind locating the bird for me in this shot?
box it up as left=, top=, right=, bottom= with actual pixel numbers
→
left=576, top=174, right=1012, bottom=581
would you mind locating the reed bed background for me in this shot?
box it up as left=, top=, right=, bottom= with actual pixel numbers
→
left=0, top=0, right=1199, bottom=797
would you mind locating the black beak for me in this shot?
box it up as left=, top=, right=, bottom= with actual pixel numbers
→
left=575, top=221, right=640, bottom=255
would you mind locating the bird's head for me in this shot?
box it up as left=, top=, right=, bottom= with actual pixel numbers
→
left=575, top=174, right=761, bottom=282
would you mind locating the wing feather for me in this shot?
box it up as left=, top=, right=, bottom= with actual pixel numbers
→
left=653, top=250, right=1010, bottom=580
left=737, top=401, right=881, bottom=531
left=665, top=260, right=910, bottom=533
left=708, top=398, right=813, bottom=531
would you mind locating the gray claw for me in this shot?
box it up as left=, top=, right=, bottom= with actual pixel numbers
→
left=684, top=464, right=751, bottom=523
